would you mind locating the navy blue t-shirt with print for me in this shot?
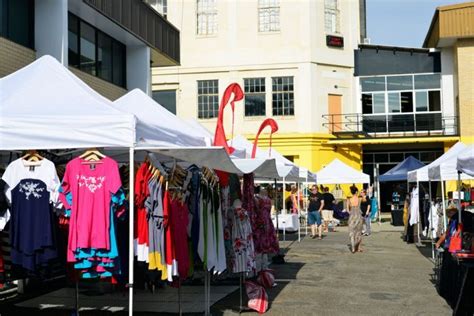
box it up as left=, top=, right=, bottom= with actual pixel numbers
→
left=2, top=158, right=59, bottom=272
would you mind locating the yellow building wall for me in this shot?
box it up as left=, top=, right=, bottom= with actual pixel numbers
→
left=455, top=38, right=474, bottom=144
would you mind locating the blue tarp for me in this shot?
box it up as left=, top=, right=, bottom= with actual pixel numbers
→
left=379, top=156, right=425, bottom=182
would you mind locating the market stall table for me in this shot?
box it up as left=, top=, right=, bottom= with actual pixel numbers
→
left=272, top=213, right=299, bottom=232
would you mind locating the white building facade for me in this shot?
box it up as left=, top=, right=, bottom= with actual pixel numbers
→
left=152, top=0, right=365, bottom=171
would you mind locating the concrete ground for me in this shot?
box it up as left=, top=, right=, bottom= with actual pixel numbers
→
left=0, top=221, right=452, bottom=315
left=212, top=221, right=452, bottom=316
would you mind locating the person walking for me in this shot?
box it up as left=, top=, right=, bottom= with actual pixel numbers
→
left=347, top=186, right=364, bottom=253
left=322, top=187, right=336, bottom=232
left=360, top=189, right=371, bottom=236
left=307, top=185, right=323, bottom=239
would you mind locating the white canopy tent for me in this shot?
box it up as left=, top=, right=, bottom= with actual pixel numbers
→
left=457, top=144, right=474, bottom=177
left=316, top=158, right=370, bottom=184
left=1, top=56, right=284, bottom=315
left=428, top=146, right=474, bottom=181
left=229, top=135, right=309, bottom=180
left=408, top=142, right=467, bottom=183
left=0, top=55, right=137, bottom=315
left=112, top=89, right=281, bottom=177
left=112, top=89, right=209, bottom=148
left=0, top=55, right=136, bottom=150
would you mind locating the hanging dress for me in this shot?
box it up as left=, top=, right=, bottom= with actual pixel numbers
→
left=253, top=195, right=279, bottom=254
left=231, top=205, right=256, bottom=273
left=348, top=197, right=363, bottom=252
left=2, top=158, right=60, bottom=272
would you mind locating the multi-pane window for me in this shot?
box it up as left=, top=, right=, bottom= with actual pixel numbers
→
left=144, top=0, right=167, bottom=17
left=272, top=76, right=294, bottom=116
left=244, top=78, right=266, bottom=117
left=258, top=0, right=280, bottom=32
left=68, top=13, right=126, bottom=88
left=360, top=74, right=442, bottom=133
left=198, top=80, right=219, bottom=119
left=0, top=0, right=34, bottom=49
left=196, top=0, right=217, bottom=35
left=324, top=0, right=340, bottom=34
left=152, top=90, right=176, bottom=114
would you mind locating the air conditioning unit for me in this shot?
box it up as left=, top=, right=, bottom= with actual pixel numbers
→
left=363, top=38, right=371, bottom=44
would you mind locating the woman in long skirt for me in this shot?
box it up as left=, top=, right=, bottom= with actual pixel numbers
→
left=347, top=186, right=364, bottom=253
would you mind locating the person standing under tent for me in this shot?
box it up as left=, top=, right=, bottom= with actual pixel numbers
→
left=307, top=185, right=323, bottom=239
left=360, top=189, right=371, bottom=236
left=322, top=187, right=336, bottom=232
left=289, top=185, right=299, bottom=214
left=347, top=186, right=364, bottom=253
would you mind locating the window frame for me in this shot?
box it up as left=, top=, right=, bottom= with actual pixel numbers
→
left=271, top=76, right=295, bottom=117
left=324, top=0, right=340, bottom=35
left=258, top=0, right=280, bottom=33
left=197, top=79, right=219, bottom=119
left=0, top=0, right=35, bottom=49
left=244, top=77, right=266, bottom=117
left=359, top=73, right=443, bottom=133
left=68, top=12, right=127, bottom=88
left=196, top=0, right=218, bottom=36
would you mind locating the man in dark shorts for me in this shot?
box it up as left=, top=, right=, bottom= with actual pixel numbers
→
left=322, top=187, right=336, bottom=232
left=308, top=185, right=323, bottom=239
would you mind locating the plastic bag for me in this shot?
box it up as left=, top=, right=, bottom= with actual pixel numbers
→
left=245, top=281, right=268, bottom=314
left=257, top=269, right=275, bottom=289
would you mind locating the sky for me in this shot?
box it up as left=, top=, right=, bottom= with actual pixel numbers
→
left=366, top=0, right=470, bottom=48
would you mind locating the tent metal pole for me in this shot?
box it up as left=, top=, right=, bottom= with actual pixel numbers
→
left=429, top=179, right=434, bottom=260
left=441, top=180, right=447, bottom=233
left=305, top=175, right=308, bottom=236
left=416, top=180, right=422, bottom=247
left=376, top=163, right=381, bottom=225
left=274, top=179, right=279, bottom=239
left=128, top=147, right=135, bottom=316
left=457, top=171, right=462, bottom=224
left=297, top=180, right=301, bottom=243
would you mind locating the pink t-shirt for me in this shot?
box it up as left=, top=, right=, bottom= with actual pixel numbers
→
left=61, top=157, right=121, bottom=262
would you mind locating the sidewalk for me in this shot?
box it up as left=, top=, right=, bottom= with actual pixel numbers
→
left=212, top=221, right=452, bottom=315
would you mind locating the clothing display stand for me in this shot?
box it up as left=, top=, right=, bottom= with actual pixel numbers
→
left=415, top=182, right=424, bottom=248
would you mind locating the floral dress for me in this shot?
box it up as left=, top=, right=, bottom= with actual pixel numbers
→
left=253, top=196, right=279, bottom=254
left=231, top=206, right=256, bottom=273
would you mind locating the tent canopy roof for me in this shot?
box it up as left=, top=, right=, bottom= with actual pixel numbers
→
left=457, top=144, right=474, bottom=177
left=429, top=145, right=474, bottom=181
left=229, top=135, right=314, bottom=180
left=380, top=156, right=424, bottom=182
left=0, top=55, right=135, bottom=150
left=408, top=142, right=467, bottom=182
left=316, top=158, right=369, bottom=184
left=112, top=89, right=208, bottom=148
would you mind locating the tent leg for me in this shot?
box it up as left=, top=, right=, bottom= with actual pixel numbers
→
left=441, top=181, right=447, bottom=233
left=376, top=163, right=381, bottom=225
left=457, top=172, right=462, bottom=224
left=429, top=180, right=434, bottom=260
left=297, top=181, right=301, bottom=243
left=305, top=178, right=308, bottom=236
left=128, top=147, right=135, bottom=316
left=274, top=179, right=279, bottom=239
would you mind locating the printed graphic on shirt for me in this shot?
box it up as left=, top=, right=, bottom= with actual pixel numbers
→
left=19, top=181, right=45, bottom=200
left=77, top=175, right=106, bottom=193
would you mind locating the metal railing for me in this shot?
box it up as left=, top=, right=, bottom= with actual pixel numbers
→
left=322, top=113, right=459, bottom=138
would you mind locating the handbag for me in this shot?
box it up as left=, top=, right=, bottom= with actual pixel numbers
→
left=448, top=224, right=463, bottom=253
